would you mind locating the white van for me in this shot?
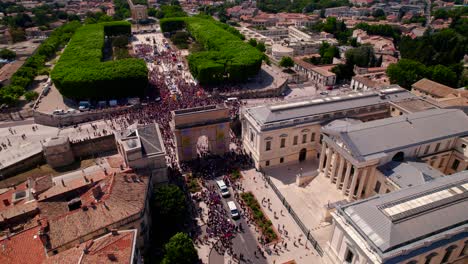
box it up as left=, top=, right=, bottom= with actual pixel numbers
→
left=227, top=201, right=239, bottom=219
left=216, top=180, right=230, bottom=198
left=224, top=97, right=238, bottom=103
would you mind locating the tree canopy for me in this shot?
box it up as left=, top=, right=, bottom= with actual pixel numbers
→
left=386, top=59, right=458, bottom=88
left=161, top=233, right=199, bottom=264
left=279, top=56, right=294, bottom=68
left=153, top=184, right=187, bottom=222
left=0, top=48, right=16, bottom=60
left=160, top=16, right=262, bottom=84
left=51, top=21, right=148, bottom=99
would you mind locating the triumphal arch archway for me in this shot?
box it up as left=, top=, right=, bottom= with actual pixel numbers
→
left=171, top=104, right=231, bottom=162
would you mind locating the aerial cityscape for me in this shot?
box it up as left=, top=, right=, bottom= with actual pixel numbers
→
left=0, top=0, right=466, bottom=263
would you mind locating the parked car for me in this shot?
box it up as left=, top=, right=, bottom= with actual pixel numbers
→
left=52, top=109, right=66, bottom=115
left=78, top=101, right=90, bottom=111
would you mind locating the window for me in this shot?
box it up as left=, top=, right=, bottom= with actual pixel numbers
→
left=374, top=181, right=381, bottom=193
left=302, top=134, right=307, bottom=144
left=266, top=141, right=271, bottom=151
left=265, top=160, right=270, bottom=166
left=344, top=249, right=354, bottom=263
left=293, top=136, right=298, bottom=145
left=385, top=189, right=391, bottom=193
left=424, top=145, right=430, bottom=155
left=250, top=132, right=254, bottom=142
left=311, top=132, right=316, bottom=142
left=441, top=245, right=457, bottom=263
left=280, top=138, right=286, bottom=148
left=452, top=159, right=460, bottom=170
left=424, top=253, right=438, bottom=264
left=462, top=143, right=467, bottom=149
left=435, top=143, right=441, bottom=152
left=320, top=135, right=323, bottom=144
left=280, top=157, right=284, bottom=163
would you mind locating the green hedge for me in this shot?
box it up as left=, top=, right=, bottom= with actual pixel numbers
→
left=160, top=17, right=262, bottom=84
left=51, top=21, right=148, bottom=99
left=0, top=21, right=81, bottom=106
left=241, top=192, right=278, bottom=243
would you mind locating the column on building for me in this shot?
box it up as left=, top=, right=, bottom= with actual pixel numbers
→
left=330, top=152, right=341, bottom=183
left=355, top=167, right=369, bottom=199
left=346, top=167, right=360, bottom=198
left=324, top=146, right=334, bottom=178
left=364, top=166, right=377, bottom=197
left=318, top=142, right=327, bottom=172
left=335, top=155, right=347, bottom=188
left=341, top=162, right=352, bottom=192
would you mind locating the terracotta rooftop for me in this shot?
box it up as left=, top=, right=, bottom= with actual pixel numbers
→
left=412, top=78, right=468, bottom=98
left=45, top=173, right=148, bottom=252
left=0, top=225, right=46, bottom=264
left=44, top=229, right=137, bottom=264
left=293, top=58, right=336, bottom=77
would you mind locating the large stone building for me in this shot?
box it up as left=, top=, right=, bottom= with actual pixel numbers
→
left=327, top=171, right=468, bottom=264
left=319, top=108, right=468, bottom=200
left=242, top=86, right=416, bottom=170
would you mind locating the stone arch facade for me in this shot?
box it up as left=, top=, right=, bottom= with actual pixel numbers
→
left=171, top=104, right=231, bottom=162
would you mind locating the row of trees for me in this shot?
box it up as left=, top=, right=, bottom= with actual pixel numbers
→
left=387, top=59, right=459, bottom=88
left=256, top=0, right=349, bottom=14
left=0, top=21, right=81, bottom=106
left=395, top=7, right=468, bottom=88
left=161, top=16, right=263, bottom=84
left=51, top=22, right=148, bottom=99
left=332, top=45, right=381, bottom=82
left=151, top=184, right=199, bottom=264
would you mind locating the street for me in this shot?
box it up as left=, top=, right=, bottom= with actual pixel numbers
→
left=205, top=178, right=268, bottom=264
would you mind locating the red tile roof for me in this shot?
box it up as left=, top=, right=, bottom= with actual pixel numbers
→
left=0, top=225, right=46, bottom=264
left=44, top=230, right=137, bottom=264
left=45, top=173, right=148, bottom=252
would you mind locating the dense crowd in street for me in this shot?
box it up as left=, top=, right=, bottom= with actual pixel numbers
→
left=101, top=34, right=247, bottom=169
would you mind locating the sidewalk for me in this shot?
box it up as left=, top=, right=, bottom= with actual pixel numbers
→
left=241, top=169, right=324, bottom=264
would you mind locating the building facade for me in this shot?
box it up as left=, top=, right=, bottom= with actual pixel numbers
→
left=327, top=171, right=468, bottom=264
left=241, top=87, right=415, bottom=170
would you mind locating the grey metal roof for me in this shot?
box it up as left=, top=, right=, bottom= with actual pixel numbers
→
left=324, top=109, right=468, bottom=161
left=378, top=161, right=444, bottom=188
left=137, top=123, right=164, bottom=156
left=245, top=87, right=415, bottom=126
left=338, top=171, right=468, bottom=257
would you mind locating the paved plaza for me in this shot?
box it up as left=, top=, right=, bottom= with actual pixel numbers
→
left=241, top=169, right=326, bottom=264
left=264, top=162, right=348, bottom=246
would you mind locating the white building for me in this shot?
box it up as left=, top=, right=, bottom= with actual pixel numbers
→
left=327, top=171, right=468, bottom=264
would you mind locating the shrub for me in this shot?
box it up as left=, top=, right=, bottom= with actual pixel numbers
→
left=160, top=17, right=263, bottom=84
left=241, top=192, right=277, bottom=242
left=24, top=91, right=39, bottom=101
left=51, top=21, right=148, bottom=99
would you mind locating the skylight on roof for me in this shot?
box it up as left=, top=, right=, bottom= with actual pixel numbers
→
left=380, top=180, right=468, bottom=222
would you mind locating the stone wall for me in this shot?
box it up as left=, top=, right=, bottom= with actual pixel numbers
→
left=0, top=151, right=45, bottom=179
left=33, top=105, right=139, bottom=127
left=0, top=135, right=117, bottom=179
left=71, top=135, right=117, bottom=158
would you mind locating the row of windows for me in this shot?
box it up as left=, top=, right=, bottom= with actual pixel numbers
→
left=406, top=240, right=468, bottom=264
left=265, top=133, right=316, bottom=151
left=265, top=157, right=285, bottom=167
